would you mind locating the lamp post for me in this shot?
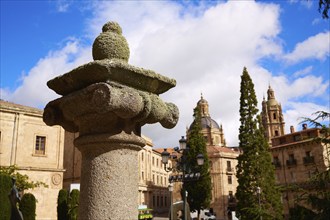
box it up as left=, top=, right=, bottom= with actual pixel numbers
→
left=168, top=183, right=173, bottom=220
left=161, top=136, right=205, bottom=220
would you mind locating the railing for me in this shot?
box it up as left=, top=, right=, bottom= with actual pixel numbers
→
left=286, top=159, right=297, bottom=166
left=273, top=161, right=281, bottom=168
left=226, top=167, right=234, bottom=173
left=303, top=156, right=315, bottom=165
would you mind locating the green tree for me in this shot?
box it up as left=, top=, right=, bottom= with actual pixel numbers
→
left=57, top=189, right=69, bottom=220
left=236, top=67, right=282, bottom=220
left=184, top=105, right=212, bottom=218
left=20, top=193, right=37, bottom=220
left=0, top=173, right=12, bottom=220
left=0, top=165, right=48, bottom=192
left=290, top=111, right=330, bottom=219
left=318, top=0, right=330, bottom=19
left=68, top=189, right=80, bottom=220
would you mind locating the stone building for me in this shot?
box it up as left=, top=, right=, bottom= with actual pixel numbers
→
left=186, top=96, right=240, bottom=220
left=270, top=126, right=328, bottom=218
left=0, top=100, right=65, bottom=220
left=261, top=86, right=329, bottom=218
left=63, top=133, right=171, bottom=215
left=261, top=85, right=285, bottom=144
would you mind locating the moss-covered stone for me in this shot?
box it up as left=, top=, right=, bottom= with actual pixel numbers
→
left=92, top=21, right=130, bottom=62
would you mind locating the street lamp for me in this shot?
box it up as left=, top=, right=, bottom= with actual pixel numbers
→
left=161, top=136, right=205, bottom=220
left=168, top=183, right=174, bottom=220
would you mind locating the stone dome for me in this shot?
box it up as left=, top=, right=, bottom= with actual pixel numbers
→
left=189, top=116, right=220, bottom=130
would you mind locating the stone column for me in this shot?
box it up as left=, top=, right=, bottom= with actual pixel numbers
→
left=43, top=21, right=179, bottom=220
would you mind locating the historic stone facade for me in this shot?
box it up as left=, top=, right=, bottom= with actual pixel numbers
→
left=0, top=100, right=65, bottom=220
left=261, top=86, right=329, bottom=218
left=270, top=126, right=328, bottom=218
left=186, top=96, right=240, bottom=220
left=261, top=86, right=285, bottom=144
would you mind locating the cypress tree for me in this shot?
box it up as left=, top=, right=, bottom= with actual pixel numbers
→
left=236, top=67, right=282, bottom=220
left=184, top=105, right=212, bottom=217
left=20, top=193, right=36, bottom=220
left=68, top=189, right=80, bottom=220
left=57, top=189, right=69, bottom=220
left=0, top=174, right=12, bottom=220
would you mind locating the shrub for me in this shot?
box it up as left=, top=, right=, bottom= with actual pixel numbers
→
left=20, top=193, right=36, bottom=220
left=57, top=189, right=69, bottom=220
left=68, top=189, right=80, bottom=220
left=0, top=174, right=12, bottom=220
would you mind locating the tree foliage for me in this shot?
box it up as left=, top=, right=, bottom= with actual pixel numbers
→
left=184, top=105, right=212, bottom=215
left=318, top=0, right=330, bottom=19
left=0, top=173, right=12, bottom=220
left=236, top=67, right=282, bottom=220
left=57, top=189, right=69, bottom=220
left=20, top=193, right=37, bottom=220
left=0, top=165, right=48, bottom=192
left=68, top=189, right=80, bottom=220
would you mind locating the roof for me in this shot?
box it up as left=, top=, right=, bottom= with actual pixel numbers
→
left=0, top=100, right=43, bottom=115
left=207, top=146, right=240, bottom=158
left=189, top=116, right=220, bottom=130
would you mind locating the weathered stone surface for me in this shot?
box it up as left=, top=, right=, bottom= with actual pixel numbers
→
left=75, top=132, right=144, bottom=220
left=47, top=59, right=176, bottom=96
left=44, top=82, right=179, bottom=134
left=43, top=21, right=179, bottom=220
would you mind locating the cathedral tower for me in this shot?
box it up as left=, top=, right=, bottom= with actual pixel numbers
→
left=261, top=86, right=285, bottom=144
left=187, top=95, right=226, bottom=147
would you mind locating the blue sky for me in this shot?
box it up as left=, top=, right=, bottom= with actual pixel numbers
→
left=1, top=0, right=329, bottom=148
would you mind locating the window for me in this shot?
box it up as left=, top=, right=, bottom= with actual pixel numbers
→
left=153, top=174, right=155, bottom=183
left=141, top=171, right=144, bottom=180
left=160, top=196, right=163, bottom=206
left=273, top=156, right=281, bottom=168
left=227, top=161, right=232, bottom=172
left=275, top=130, right=279, bottom=136
left=35, top=136, right=46, bottom=155
left=165, top=196, right=167, bottom=206
left=287, top=154, right=297, bottom=166
left=228, top=175, right=232, bottom=184
left=141, top=152, right=144, bottom=161
left=152, top=157, right=154, bottom=166
left=273, top=113, right=277, bottom=120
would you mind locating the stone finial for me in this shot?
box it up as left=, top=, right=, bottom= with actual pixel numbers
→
left=92, top=21, right=130, bottom=62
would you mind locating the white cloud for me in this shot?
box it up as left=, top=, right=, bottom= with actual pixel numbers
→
left=284, top=101, right=329, bottom=133
left=284, top=31, right=330, bottom=63
left=293, top=66, right=313, bottom=77
left=2, top=1, right=328, bottom=149
left=2, top=40, right=92, bottom=108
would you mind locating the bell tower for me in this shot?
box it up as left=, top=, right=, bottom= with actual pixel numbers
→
left=261, top=86, right=285, bottom=145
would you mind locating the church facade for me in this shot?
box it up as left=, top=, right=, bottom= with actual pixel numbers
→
left=186, top=96, right=240, bottom=219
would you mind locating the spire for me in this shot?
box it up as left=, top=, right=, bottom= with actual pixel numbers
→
left=197, top=94, right=210, bottom=117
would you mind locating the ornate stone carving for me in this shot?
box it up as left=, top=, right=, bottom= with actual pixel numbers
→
left=43, top=21, right=179, bottom=220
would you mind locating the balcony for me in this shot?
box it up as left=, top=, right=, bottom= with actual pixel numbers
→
left=286, top=159, right=297, bottom=167
left=303, top=156, right=315, bottom=165
left=273, top=161, right=281, bottom=169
